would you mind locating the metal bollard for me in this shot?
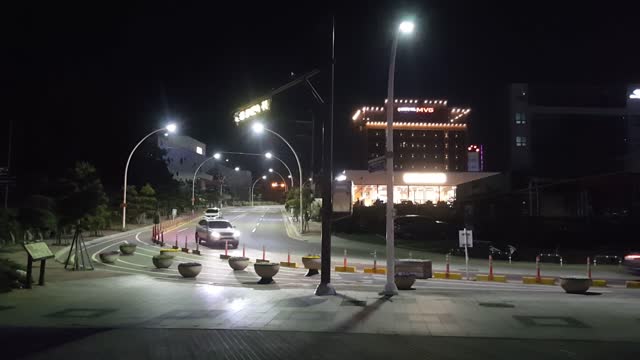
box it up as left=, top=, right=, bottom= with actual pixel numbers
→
left=343, top=249, right=347, bottom=268
left=535, top=255, right=541, bottom=282
left=587, top=256, right=592, bottom=279
left=489, top=255, right=494, bottom=280
left=445, top=254, right=450, bottom=278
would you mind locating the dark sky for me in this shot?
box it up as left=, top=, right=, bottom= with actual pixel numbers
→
left=4, top=1, right=640, bottom=194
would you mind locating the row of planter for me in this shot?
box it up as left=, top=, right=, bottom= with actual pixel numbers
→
left=98, top=243, right=138, bottom=263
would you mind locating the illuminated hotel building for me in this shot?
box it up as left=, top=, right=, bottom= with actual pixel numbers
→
left=347, top=99, right=497, bottom=206
left=352, top=99, right=471, bottom=171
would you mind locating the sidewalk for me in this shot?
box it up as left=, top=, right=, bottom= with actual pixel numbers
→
left=7, top=327, right=640, bottom=360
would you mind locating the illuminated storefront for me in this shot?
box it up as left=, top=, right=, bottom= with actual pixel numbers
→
left=345, top=170, right=498, bottom=206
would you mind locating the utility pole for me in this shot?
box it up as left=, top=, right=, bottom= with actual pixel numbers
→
left=316, top=16, right=336, bottom=296
left=4, top=119, right=13, bottom=209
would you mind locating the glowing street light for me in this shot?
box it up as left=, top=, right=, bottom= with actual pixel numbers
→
left=213, top=153, right=222, bottom=160
left=250, top=175, right=268, bottom=207
left=122, top=123, right=177, bottom=230
left=265, top=152, right=295, bottom=187
left=234, top=166, right=240, bottom=171
left=253, top=123, right=304, bottom=233
left=381, top=19, right=416, bottom=296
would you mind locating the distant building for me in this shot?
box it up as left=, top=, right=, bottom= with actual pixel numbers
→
left=508, top=83, right=640, bottom=176
left=158, top=135, right=207, bottom=182
left=467, top=144, right=484, bottom=172
left=352, top=98, right=471, bottom=171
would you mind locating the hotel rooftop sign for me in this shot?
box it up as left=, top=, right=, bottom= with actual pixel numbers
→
left=233, top=99, right=271, bottom=124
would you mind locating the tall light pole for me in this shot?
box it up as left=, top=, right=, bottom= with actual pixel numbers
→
left=382, top=20, right=415, bottom=296
left=265, top=152, right=295, bottom=188
left=252, top=123, right=304, bottom=233
left=122, top=123, right=177, bottom=230
left=268, top=168, right=288, bottom=190
left=250, top=175, right=267, bottom=207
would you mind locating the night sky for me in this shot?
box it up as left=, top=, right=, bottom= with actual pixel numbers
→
left=4, top=1, right=640, bottom=195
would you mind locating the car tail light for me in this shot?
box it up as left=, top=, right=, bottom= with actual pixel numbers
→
left=625, top=254, right=640, bottom=261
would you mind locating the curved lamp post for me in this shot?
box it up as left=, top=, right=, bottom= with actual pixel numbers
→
left=265, top=152, right=295, bottom=188
left=122, top=123, right=177, bottom=230
left=250, top=175, right=267, bottom=207
left=252, top=123, right=304, bottom=233
left=382, top=20, right=415, bottom=296
left=268, top=168, right=288, bottom=191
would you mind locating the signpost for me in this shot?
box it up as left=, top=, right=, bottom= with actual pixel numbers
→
left=367, top=156, right=386, bottom=173
left=22, top=242, right=54, bottom=288
left=458, top=228, right=473, bottom=280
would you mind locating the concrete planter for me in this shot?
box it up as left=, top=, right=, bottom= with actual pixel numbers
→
left=394, top=273, right=416, bottom=290
left=228, top=257, right=250, bottom=271
left=560, top=277, right=592, bottom=294
left=119, top=243, right=137, bottom=255
left=99, top=251, right=120, bottom=264
left=395, top=259, right=432, bottom=279
left=178, top=262, right=202, bottom=278
left=302, top=256, right=321, bottom=276
left=160, top=249, right=178, bottom=258
left=254, top=263, right=280, bottom=284
left=152, top=255, right=174, bottom=269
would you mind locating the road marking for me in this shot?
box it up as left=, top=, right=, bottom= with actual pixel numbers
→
left=177, top=228, right=188, bottom=233
left=252, top=228, right=257, bottom=233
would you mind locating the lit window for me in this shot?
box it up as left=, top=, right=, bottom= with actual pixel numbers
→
left=400, top=154, right=403, bottom=158
left=435, top=155, right=438, bottom=159
left=423, top=154, right=426, bottom=158
left=411, top=165, right=415, bottom=169
left=516, top=136, right=527, bottom=147
left=515, top=112, right=527, bottom=124
left=411, top=132, right=415, bottom=137
left=196, top=146, right=203, bottom=155
left=411, top=153, right=415, bottom=158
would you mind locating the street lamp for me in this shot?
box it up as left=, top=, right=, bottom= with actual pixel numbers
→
left=253, top=123, right=305, bottom=233
left=250, top=175, right=267, bottom=207
left=268, top=168, right=288, bottom=190
left=122, top=123, right=177, bottom=230
left=234, top=166, right=240, bottom=171
left=382, top=20, right=415, bottom=296
left=265, top=152, right=295, bottom=187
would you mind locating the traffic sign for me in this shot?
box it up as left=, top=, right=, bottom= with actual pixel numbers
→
left=458, top=229, right=473, bottom=248
left=368, top=156, right=385, bottom=173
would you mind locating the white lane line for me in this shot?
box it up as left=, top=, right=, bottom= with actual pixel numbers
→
left=252, top=228, right=257, bottom=233
left=177, top=228, right=188, bottom=233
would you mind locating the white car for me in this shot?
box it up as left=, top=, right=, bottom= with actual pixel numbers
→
left=203, top=207, right=220, bottom=220
left=195, top=219, right=239, bottom=248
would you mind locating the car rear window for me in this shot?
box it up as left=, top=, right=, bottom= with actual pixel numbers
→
left=208, top=221, right=230, bottom=228
left=205, top=209, right=219, bottom=214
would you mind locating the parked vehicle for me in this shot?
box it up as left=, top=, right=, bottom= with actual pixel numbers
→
left=203, top=207, right=220, bottom=221
left=623, top=252, right=640, bottom=275
left=592, top=252, right=623, bottom=265
left=538, top=251, right=562, bottom=264
left=195, top=219, right=239, bottom=248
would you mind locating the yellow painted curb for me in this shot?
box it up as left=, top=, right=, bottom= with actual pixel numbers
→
left=591, top=279, right=607, bottom=287
left=522, top=277, right=556, bottom=285
left=626, top=281, right=640, bottom=289
left=335, top=266, right=356, bottom=273
left=279, top=262, right=297, bottom=268
left=475, top=274, right=507, bottom=282
left=160, top=248, right=180, bottom=253
left=363, top=267, right=387, bottom=274
left=434, top=272, right=463, bottom=280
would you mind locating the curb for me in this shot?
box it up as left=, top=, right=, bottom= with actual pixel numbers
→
left=434, top=272, right=463, bottom=280
left=522, top=277, right=556, bottom=285
left=626, top=281, right=640, bottom=289
left=475, top=274, right=507, bottom=282
left=364, top=267, right=386, bottom=274
left=279, top=262, right=298, bottom=268
left=335, top=266, right=356, bottom=273
left=592, top=279, right=607, bottom=287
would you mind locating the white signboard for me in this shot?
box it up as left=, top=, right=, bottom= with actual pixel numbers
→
left=458, top=229, right=473, bottom=248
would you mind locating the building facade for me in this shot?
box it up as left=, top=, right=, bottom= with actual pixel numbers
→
left=352, top=99, right=471, bottom=171
left=158, top=135, right=208, bottom=182
left=345, top=170, right=497, bottom=206
left=508, top=83, right=640, bottom=176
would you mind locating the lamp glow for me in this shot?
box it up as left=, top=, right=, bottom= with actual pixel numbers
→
left=252, top=123, right=265, bottom=133
left=234, top=167, right=240, bottom=171
left=268, top=168, right=273, bottom=173
left=165, top=123, right=177, bottom=133
left=213, top=153, right=221, bottom=160
left=262, top=175, right=267, bottom=180
left=399, top=21, right=415, bottom=34
left=265, top=152, right=273, bottom=159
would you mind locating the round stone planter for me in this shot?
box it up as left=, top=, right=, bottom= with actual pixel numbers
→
left=178, top=262, right=202, bottom=278
left=394, top=273, right=416, bottom=290
left=152, top=254, right=174, bottom=269
left=159, top=249, right=178, bottom=258
left=254, top=263, right=280, bottom=284
left=560, top=277, right=592, bottom=294
left=99, top=250, right=120, bottom=264
left=302, top=256, right=321, bottom=276
left=228, top=257, right=250, bottom=271
left=119, top=243, right=137, bottom=255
